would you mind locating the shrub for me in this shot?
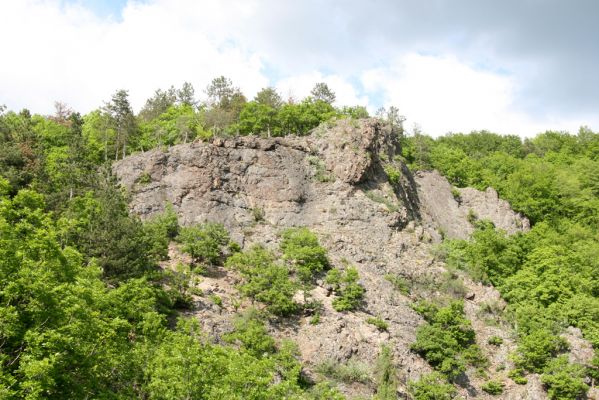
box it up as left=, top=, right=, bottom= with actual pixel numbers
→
left=307, top=382, right=346, bottom=400
left=481, top=380, right=504, bottom=395
left=316, top=358, right=371, bottom=384
left=280, top=227, right=329, bottom=284
left=488, top=336, right=503, bottom=346
left=450, top=187, right=461, bottom=202
left=384, top=273, right=410, bottom=295
left=541, top=356, right=588, bottom=400
left=367, top=317, right=389, bottom=331
left=515, top=329, right=569, bottom=372
left=177, top=222, right=230, bottom=265
left=251, top=207, right=264, bottom=222
left=209, top=294, right=223, bottom=307
left=163, top=262, right=194, bottom=309
left=384, top=164, right=401, bottom=184
left=137, top=172, right=152, bottom=184
left=411, top=301, right=479, bottom=380
left=224, top=309, right=276, bottom=358
left=326, top=267, right=365, bottom=312
left=226, top=245, right=298, bottom=316
left=408, top=372, right=457, bottom=400
left=508, top=368, right=528, bottom=385
left=307, top=155, right=335, bottom=182
left=143, top=204, right=180, bottom=260
left=373, top=346, right=398, bottom=400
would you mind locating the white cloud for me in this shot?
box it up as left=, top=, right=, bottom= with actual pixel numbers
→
left=0, top=1, right=597, bottom=137
left=362, top=54, right=598, bottom=137
left=0, top=0, right=269, bottom=113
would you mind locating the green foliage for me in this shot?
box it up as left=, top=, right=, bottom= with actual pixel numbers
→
left=513, top=329, right=568, bottom=372
left=364, top=190, right=401, bottom=212
left=162, top=262, right=196, bottom=308
left=366, top=317, right=389, bottom=331
left=384, top=273, right=410, bottom=295
left=280, top=227, right=329, bottom=284
left=224, top=310, right=276, bottom=357
left=145, top=318, right=306, bottom=399
left=384, top=164, right=401, bottom=184
left=541, top=356, right=588, bottom=400
left=62, top=183, right=158, bottom=280
left=411, top=301, right=481, bottom=380
left=143, top=204, right=179, bottom=261
left=307, top=155, right=335, bottom=182
left=0, top=188, right=167, bottom=398
left=481, top=380, right=504, bottom=395
left=373, top=345, right=398, bottom=400
left=508, top=368, right=529, bottom=385
left=177, top=222, right=230, bottom=266
left=408, top=372, right=457, bottom=400
left=306, top=382, right=346, bottom=399
left=326, top=267, right=365, bottom=312
left=226, top=246, right=298, bottom=316
left=316, top=359, right=371, bottom=384
left=488, top=336, right=504, bottom=346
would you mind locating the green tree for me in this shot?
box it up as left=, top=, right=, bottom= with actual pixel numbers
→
left=326, top=267, right=365, bottom=312
left=541, top=356, right=588, bottom=400
left=254, top=87, right=283, bottom=109
left=104, top=89, right=137, bottom=159
left=310, top=82, right=336, bottom=104
left=408, top=372, right=457, bottom=400
left=177, top=223, right=230, bottom=266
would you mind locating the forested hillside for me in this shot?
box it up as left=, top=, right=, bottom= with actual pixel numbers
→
left=1, top=79, right=598, bottom=399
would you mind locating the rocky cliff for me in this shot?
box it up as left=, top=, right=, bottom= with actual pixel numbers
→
left=114, top=119, right=546, bottom=399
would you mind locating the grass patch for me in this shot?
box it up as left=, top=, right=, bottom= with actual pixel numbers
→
left=316, top=359, right=371, bottom=384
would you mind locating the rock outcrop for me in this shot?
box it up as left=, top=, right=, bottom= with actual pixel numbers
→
left=415, top=170, right=530, bottom=240
left=114, top=119, right=540, bottom=399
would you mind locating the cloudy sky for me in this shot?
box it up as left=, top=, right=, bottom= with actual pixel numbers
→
left=1, top=0, right=597, bottom=137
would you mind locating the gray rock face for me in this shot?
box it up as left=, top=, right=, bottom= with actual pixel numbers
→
left=114, top=119, right=540, bottom=399
left=414, top=170, right=529, bottom=240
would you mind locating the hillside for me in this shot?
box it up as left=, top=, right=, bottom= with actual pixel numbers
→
left=2, top=100, right=597, bottom=399
left=112, top=119, right=585, bottom=399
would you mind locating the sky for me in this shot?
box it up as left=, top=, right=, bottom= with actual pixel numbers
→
left=0, top=0, right=597, bottom=137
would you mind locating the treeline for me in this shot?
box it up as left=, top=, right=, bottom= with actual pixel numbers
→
left=401, top=128, right=599, bottom=399
left=57, top=77, right=375, bottom=164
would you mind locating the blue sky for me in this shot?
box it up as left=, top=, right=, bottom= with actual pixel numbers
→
left=1, top=0, right=598, bottom=137
left=66, top=0, right=129, bottom=18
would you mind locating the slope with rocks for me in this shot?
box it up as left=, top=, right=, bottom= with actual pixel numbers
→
left=114, top=119, right=543, bottom=399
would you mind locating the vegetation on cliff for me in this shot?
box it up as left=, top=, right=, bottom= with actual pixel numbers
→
left=1, top=81, right=598, bottom=399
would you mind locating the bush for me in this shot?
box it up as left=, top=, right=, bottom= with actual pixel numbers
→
left=515, top=329, right=569, bottom=372
left=408, top=372, right=457, bottom=400
left=384, top=164, right=401, bottom=185
left=366, top=317, right=389, bottom=331
left=373, top=345, right=398, bottom=400
left=508, top=368, right=528, bottom=385
left=226, top=245, right=298, bottom=316
left=143, top=204, right=180, bottom=260
left=224, top=309, right=276, bottom=358
left=177, top=222, right=230, bottom=265
left=541, top=356, right=588, bottom=400
left=326, top=267, right=365, bottom=312
left=481, top=380, right=504, bottom=395
left=488, top=336, right=504, bottom=346
left=280, top=227, right=329, bottom=284
left=316, top=359, right=371, bottom=384
left=384, top=273, right=410, bottom=295
left=411, top=301, right=479, bottom=380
